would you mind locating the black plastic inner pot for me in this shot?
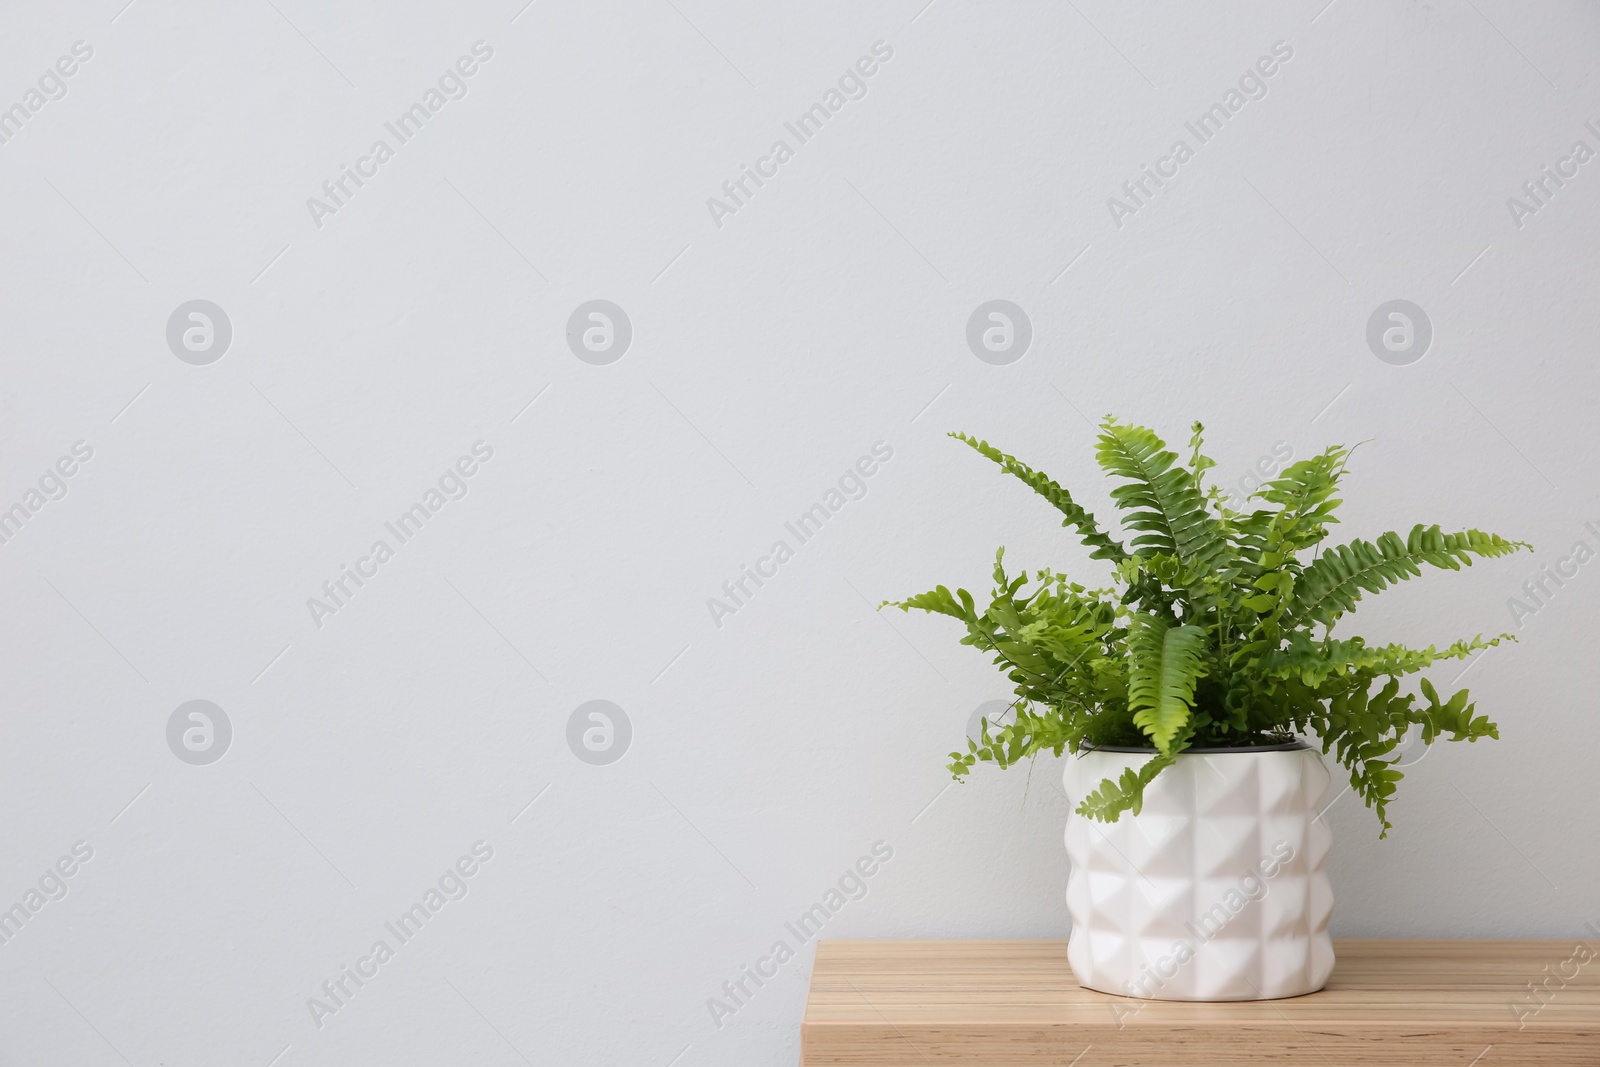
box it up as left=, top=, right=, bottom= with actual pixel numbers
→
left=1080, top=739, right=1310, bottom=754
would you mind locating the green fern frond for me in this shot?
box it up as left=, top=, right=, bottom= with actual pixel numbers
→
left=1255, top=445, right=1348, bottom=511
left=950, top=433, right=1128, bottom=562
left=1188, top=421, right=1216, bottom=488
left=1311, top=676, right=1412, bottom=836
left=1290, top=524, right=1530, bottom=627
left=1228, top=445, right=1349, bottom=605
left=1255, top=445, right=1349, bottom=552
left=1260, top=632, right=1512, bottom=686
left=881, top=584, right=977, bottom=624
left=1095, top=418, right=1229, bottom=576
left=1126, top=614, right=1208, bottom=754
left=891, top=551, right=1124, bottom=716
left=952, top=700, right=1093, bottom=780
left=1309, top=673, right=1501, bottom=836
left=1075, top=749, right=1179, bottom=822
left=1415, top=677, right=1499, bottom=744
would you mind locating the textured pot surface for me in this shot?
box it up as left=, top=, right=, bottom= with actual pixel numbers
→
left=1062, top=746, right=1334, bottom=1001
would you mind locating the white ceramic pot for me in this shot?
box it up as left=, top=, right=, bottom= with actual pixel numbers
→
left=1061, top=743, right=1334, bottom=1001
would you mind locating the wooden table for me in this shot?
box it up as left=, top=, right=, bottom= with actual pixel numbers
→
left=802, top=939, right=1600, bottom=1065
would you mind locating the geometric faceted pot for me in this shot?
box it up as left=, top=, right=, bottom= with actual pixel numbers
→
left=1062, top=742, right=1334, bottom=1001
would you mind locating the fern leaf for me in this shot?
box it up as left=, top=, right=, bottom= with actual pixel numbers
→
left=889, top=552, right=1123, bottom=713
left=951, top=433, right=1128, bottom=562
left=1415, top=677, right=1500, bottom=744
left=1188, top=421, right=1216, bottom=487
left=881, top=584, right=977, bottom=624
left=1308, top=676, right=1410, bottom=836
left=1255, top=446, right=1349, bottom=556
left=951, top=699, right=1095, bottom=780
left=1259, top=632, right=1512, bottom=686
left=1256, top=447, right=1348, bottom=529
left=1126, top=614, right=1208, bottom=754
left=1095, top=418, right=1228, bottom=575
left=1075, top=750, right=1178, bottom=822
left=1290, top=524, right=1529, bottom=627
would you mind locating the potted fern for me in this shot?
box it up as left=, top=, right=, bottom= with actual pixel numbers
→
left=884, top=419, right=1527, bottom=1002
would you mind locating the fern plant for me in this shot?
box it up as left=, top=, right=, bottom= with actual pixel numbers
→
left=883, top=418, right=1528, bottom=836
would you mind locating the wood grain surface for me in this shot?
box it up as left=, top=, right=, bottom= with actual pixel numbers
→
left=802, top=938, right=1600, bottom=1065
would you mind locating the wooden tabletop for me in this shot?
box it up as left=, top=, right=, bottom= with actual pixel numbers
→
left=802, top=938, right=1600, bottom=1065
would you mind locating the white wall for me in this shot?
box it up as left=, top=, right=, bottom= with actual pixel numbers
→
left=2, top=1, right=1596, bottom=1063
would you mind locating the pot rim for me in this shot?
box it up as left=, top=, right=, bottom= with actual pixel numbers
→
left=1080, top=738, right=1309, bottom=755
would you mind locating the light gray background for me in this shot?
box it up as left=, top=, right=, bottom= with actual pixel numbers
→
left=2, top=1, right=1597, bottom=1064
